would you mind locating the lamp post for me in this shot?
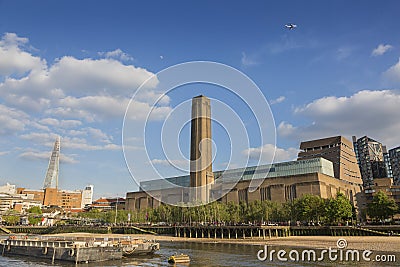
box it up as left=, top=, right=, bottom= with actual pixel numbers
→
left=114, top=197, right=119, bottom=225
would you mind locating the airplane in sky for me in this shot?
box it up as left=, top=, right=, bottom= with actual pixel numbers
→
left=285, top=23, right=297, bottom=30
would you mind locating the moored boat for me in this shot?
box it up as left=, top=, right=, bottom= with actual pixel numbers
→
left=119, top=238, right=160, bottom=257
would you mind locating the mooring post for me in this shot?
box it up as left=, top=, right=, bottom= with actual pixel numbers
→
left=75, top=247, right=79, bottom=264
left=52, top=247, right=56, bottom=264
left=1, top=241, right=5, bottom=256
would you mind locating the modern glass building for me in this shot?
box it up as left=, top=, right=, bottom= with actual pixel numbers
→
left=353, top=136, right=387, bottom=186
left=139, top=157, right=334, bottom=192
left=389, top=146, right=400, bottom=185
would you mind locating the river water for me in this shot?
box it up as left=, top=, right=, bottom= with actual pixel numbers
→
left=0, top=241, right=398, bottom=266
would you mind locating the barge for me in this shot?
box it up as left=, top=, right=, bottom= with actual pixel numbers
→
left=0, top=235, right=159, bottom=263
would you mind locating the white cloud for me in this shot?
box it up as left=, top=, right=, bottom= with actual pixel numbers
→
left=39, top=118, right=59, bottom=126
left=19, top=132, right=59, bottom=145
left=46, top=56, right=157, bottom=96
left=0, top=104, right=29, bottom=135
left=0, top=33, right=45, bottom=76
left=277, top=121, right=296, bottom=137
left=371, top=44, right=393, bottom=56
left=243, top=143, right=298, bottom=163
left=51, top=95, right=170, bottom=122
left=279, top=90, right=400, bottom=147
left=86, top=127, right=113, bottom=143
left=270, top=96, right=286, bottom=105
left=0, top=151, right=9, bottom=156
left=98, top=48, right=134, bottom=62
left=150, top=159, right=188, bottom=169
left=19, top=150, right=78, bottom=164
left=19, top=132, right=120, bottom=151
left=62, top=139, right=121, bottom=151
left=60, top=120, right=82, bottom=128
left=383, top=58, right=400, bottom=84
left=0, top=33, right=166, bottom=122
left=39, top=118, right=82, bottom=129
left=336, top=46, right=352, bottom=61
left=241, top=52, right=258, bottom=67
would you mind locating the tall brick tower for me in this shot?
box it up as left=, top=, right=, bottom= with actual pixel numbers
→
left=190, top=95, right=214, bottom=203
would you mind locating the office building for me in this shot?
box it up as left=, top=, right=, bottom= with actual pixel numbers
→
left=297, top=136, right=362, bottom=185
left=353, top=136, right=388, bottom=186
left=390, top=146, right=400, bottom=185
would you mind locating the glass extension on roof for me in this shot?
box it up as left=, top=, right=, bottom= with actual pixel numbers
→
left=139, top=157, right=334, bottom=191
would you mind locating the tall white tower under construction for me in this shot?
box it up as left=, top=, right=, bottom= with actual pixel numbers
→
left=43, top=136, right=60, bottom=189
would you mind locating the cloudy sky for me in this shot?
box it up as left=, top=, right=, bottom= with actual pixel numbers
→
left=1, top=1, right=400, bottom=198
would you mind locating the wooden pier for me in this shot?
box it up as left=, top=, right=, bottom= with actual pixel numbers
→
left=174, top=225, right=290, bottom=239
left=2, top=224, right=399, bottom=238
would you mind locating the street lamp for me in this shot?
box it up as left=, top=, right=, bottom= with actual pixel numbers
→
left=114, top=197, right=119, bottom=225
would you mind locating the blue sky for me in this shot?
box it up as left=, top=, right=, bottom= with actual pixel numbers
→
left=1, top=0, right=400, bottom=198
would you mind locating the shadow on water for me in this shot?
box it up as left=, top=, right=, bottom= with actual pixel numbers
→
left=0, top=241, right=398, bottom=267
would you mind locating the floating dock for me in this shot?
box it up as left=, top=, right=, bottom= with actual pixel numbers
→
left=1, top=235, right=159, bottom=263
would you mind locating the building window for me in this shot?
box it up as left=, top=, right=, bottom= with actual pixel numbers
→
left=238, top=189, right=248, bottom=204
left=260, top=187, right=271, bottom=201
left=285, top=185, right=297, bottom=201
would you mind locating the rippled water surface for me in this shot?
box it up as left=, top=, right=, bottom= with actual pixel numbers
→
left=0, top=241, right=398, bottom=266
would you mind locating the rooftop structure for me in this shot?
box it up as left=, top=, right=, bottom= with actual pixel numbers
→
left=139, top=157, right=334, bottom=192
left=298, top=136, right=362, bottom=185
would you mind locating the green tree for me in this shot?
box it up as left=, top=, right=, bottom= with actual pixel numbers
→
left=3, top=215, right=20, bottom=225
left=227, top=202, right=240, bottom=223
left=269, top=202, right=287, bottom=223
left=26, top=206, right=42, bottom=214
left=28, top=216, right=42, bottom=225
left=260, top=201, right=273, bottom=223
left=325, top=192, right=353, bottom=225
left=294, top=194, right=325, bottom=223
left=367, top=191, right=398, bottom=223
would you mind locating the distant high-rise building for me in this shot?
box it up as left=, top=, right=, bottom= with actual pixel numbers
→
left=383, top=146, right=393, bottom=179
left=389, top=146, right=400, bottom=185
left=352, top=136, right=387, bottom=186
left=190, top=95, right=214, bottom=203
left=298, top=136, right=362, bottom=185
left=43, top=136, right=60, bottom=189
left=81, top=185, right=94, bottom=209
